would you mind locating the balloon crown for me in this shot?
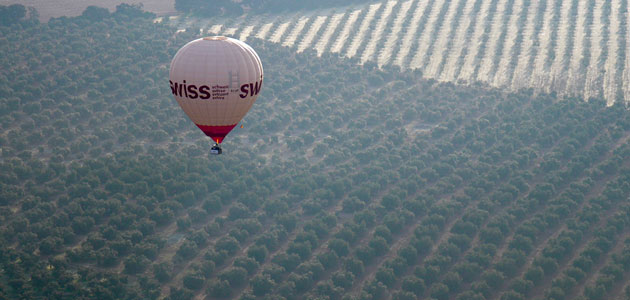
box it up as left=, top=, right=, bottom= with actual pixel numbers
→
left=203, top=36, right=228, bottom=41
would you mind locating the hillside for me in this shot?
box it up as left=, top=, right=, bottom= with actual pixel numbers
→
left=1, top=4, right=630, bottom=300
left=167, top=0, right=630, bottom=106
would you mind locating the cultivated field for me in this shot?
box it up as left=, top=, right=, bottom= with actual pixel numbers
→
left=169, top=0, right=630, bottom=105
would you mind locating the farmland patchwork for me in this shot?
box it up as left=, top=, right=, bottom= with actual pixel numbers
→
left=166, top=0, right=630, bottom=105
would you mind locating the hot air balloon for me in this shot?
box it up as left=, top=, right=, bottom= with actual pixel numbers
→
left=169, top=36, right=264, bottom=154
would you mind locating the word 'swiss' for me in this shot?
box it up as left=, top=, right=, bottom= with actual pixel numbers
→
left=169, top=80, right=262, bottom=100
left=239, top=81, right=262, bottom=98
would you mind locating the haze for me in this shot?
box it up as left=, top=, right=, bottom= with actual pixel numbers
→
left=0, top=0, right=174, bottom=20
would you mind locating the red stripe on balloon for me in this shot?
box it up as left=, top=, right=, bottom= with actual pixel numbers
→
left=195, top=124, right=237, bottom=144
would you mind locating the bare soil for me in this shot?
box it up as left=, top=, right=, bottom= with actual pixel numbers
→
left=0, top=0, right=175, bottom=21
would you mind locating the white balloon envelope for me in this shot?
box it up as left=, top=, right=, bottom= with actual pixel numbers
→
left=169, top=36, right=263, bottom=144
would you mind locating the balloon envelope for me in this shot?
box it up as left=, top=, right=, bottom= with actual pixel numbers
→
left=169, top=36, right=263, bottom=143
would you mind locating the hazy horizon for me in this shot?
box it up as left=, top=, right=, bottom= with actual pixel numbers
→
left=0, top=0, right=175, bottom=21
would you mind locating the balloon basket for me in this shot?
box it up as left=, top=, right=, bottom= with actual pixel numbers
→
left=210, top=144, right=222, bottom=155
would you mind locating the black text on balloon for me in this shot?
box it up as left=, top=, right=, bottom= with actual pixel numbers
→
left=240, top=80, right=263, bottom=98
left=170, top=80, right=211, bottom=100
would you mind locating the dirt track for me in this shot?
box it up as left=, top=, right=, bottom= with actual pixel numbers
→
left=0, top=0, right=176, bottom=21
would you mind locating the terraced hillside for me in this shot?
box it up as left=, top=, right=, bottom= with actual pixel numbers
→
left=167, top=0, right=630, bottom=105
